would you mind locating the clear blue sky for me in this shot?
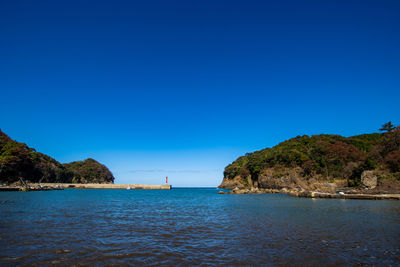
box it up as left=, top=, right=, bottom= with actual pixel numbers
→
left=1, top=0, right=399, bottom=186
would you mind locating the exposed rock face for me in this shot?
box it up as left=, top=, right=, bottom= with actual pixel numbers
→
left=257, top=168, right=306, bottom=189
left=218, top=175, right=247, bottom=189
left=361, top=171, right=378, bottom=189
left=220, top=166, right=347, bottom=193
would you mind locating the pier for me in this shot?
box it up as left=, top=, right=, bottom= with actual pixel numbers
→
left=31, top=183, right=171, bottom=190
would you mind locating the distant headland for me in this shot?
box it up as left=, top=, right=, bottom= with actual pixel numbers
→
left=219, top=122, right=400, bottom=197
left=0, top=129, right=114, bottom=185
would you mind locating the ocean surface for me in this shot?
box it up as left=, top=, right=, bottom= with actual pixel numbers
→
left=0, top=188, right=399, bottom=266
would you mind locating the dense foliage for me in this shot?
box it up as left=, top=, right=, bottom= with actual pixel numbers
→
left=224, top=127, right=400, bottom=187
left=0, top=129, right=114, bottom=184
left=63, top=159, right=114, bottom=184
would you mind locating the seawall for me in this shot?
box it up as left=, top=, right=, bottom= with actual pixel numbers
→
left=31, top=183, right=171, bottom=190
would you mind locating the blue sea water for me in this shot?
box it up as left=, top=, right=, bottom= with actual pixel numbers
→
left=0, top=188, right=399, bottom=266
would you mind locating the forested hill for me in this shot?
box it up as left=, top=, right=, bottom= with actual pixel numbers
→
left=63, top=159, right=114, bottom=184
left=219, top=125, right=400, bottom=192
left=0, top=129, right=114, bottom=184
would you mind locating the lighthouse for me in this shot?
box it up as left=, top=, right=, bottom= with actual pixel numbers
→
left=166, top=176, right=168, bottom=184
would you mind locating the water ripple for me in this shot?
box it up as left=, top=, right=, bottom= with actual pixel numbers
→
left=0, top=188, right=399, bottom=265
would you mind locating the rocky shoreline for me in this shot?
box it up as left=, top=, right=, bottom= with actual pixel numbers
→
left=218, top=187, right=400, bottom=200
left=219, top=129, right=400, bottom=201
left=0, top=185, right=63, bottom=191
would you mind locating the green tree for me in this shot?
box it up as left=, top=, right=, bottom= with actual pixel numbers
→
left=379, top=121, right=395, bottom=132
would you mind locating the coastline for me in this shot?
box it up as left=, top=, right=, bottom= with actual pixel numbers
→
left=0, top=183, right=171, bottom=191
left=219, top=187, right=400, bottom=200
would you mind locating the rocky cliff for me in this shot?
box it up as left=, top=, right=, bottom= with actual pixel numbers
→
left=219, top=129, right=400, bottom=193
left=0, top=129, right=114, bottom=184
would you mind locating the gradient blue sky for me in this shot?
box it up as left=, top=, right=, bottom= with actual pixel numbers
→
left=1, top=0, right=399, bottom=186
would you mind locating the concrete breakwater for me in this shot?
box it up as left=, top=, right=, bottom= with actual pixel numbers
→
left=30, top=183, right=171, bottom=190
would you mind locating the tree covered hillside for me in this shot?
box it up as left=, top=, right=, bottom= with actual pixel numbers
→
left=0, top=129, right=114, bottom=184
left=221, top=124, right=400, bottom=190
left=63, top=158, right=114, bottom=184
